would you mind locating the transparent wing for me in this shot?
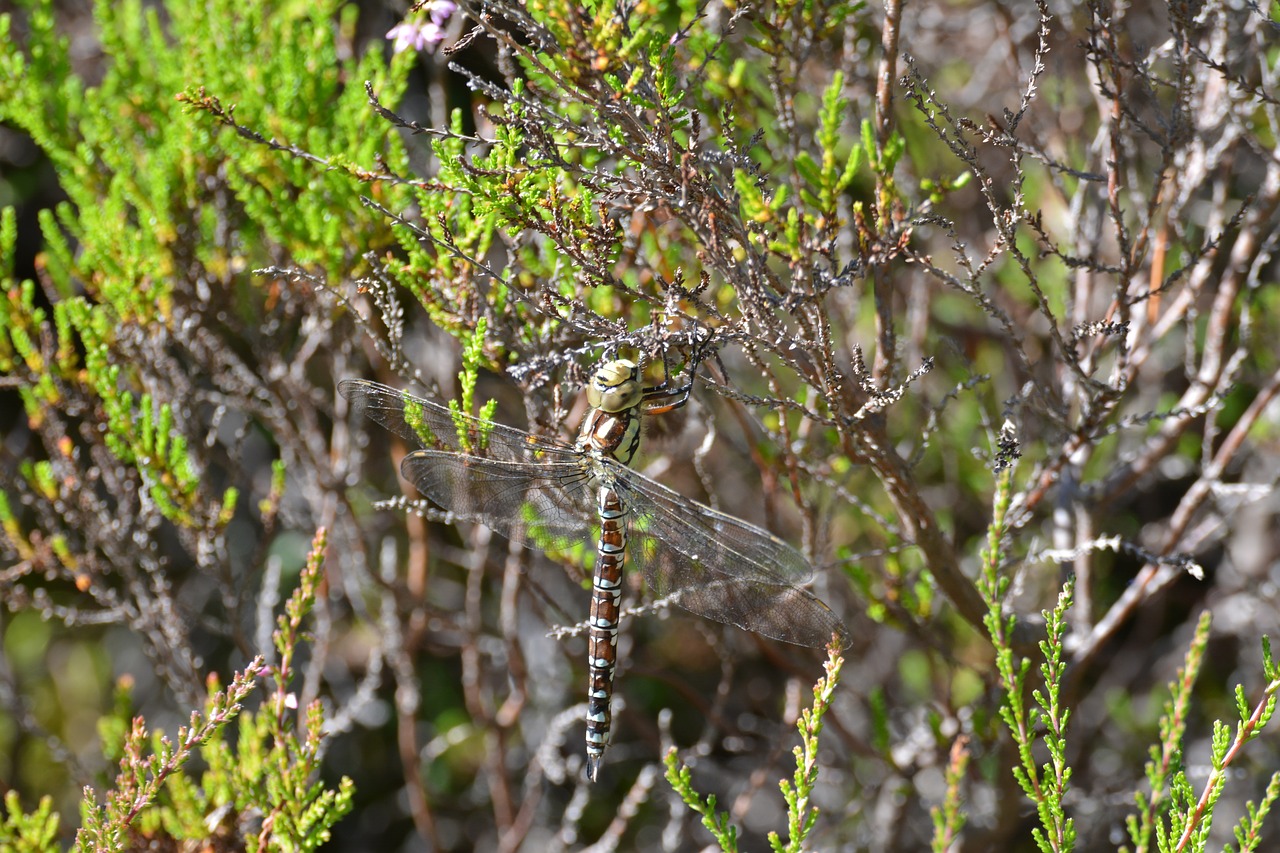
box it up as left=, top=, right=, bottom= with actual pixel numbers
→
left=343, top=378, right=846, bottom=648
left=343, top=378, right=599, bottom=551
left=400, top=450, right=598, bottom=548
left=339, top=379, right=575, bottom=462
left=608, top=460, right=849, bottom=649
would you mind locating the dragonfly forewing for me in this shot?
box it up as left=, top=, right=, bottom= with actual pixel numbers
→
left=400, top=451, right=600, bottom=553
left=339, top=379, right=569, bottom=461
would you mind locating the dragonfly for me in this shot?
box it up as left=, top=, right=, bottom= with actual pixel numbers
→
left=340, top=360, right=848, bottom=781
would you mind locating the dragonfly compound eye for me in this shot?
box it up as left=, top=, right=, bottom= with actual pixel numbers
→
left=587, top=360, right=643, bottom=413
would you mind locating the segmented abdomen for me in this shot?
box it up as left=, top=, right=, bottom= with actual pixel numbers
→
left=584, top=485, right=626, bottom=782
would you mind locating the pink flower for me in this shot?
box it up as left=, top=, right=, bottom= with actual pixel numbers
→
left=387, top=2, right=457, bottom=53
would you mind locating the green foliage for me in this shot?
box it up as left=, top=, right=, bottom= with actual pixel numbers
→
left=663, top=751, right=740, bottom=852
left=664, top=645, right=845, bottom=852
left=793, top=73, right=865, bottom=223
left=1124, top=618, right=1280, bottom=853
left=364, top=0, right=887, bottom=356
left=2, top=0, right=408, bottom=311
left=769, top=646, right=845, bottom=853
left=981, top=462, right=1077, bottom=853
left=1124, top=612, right=1210, bottom=853
left=1231, top=772, right=1280, bottom=853
left=402, top=397, right=440, bottom=448
left=0, top=6, right=399, bottom=830
left=449, top=317, right=499, bottom=452
left=981, top=496, right=1280, bottom=853
left=0, top=0, right=412, bottom=541
left=73, top=667, right=262, bottom=852
left=40, top=529, right=353, bottom=852
left=0, top=791, right=59, bottom=853
left=929, top=735, right=971, bottom=852
left=256, top=459, right=287, bottom=526
left=3, top=2, right=387, bottom=821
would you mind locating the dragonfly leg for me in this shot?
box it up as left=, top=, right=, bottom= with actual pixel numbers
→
left=639, top=344, right=708, bottom=416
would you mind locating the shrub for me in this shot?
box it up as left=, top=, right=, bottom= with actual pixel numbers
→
left=2, top=0, right=1278, bottom=849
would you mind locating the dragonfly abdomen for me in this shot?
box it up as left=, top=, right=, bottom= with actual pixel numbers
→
left=585, top=484, right=627, bottom=782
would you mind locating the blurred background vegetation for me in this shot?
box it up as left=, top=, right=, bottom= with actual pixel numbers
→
left=2, top=0, right=1279, bottom=850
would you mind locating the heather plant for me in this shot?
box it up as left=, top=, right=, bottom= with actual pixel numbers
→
left=3, top=0, right=1280, bottom=850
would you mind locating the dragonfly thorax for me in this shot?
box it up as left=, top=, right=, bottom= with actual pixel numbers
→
left=586, top=360, right=643, bottom=413
left=576, top=405, right=642, bottom=466
left=579, top=361, right=645, bottom=465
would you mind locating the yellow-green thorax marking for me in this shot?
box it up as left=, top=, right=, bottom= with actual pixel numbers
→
left=577, top=359, right=644, bottom=464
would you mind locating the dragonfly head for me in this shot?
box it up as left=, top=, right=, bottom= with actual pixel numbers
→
left=587, top=360, right=643, bottom=413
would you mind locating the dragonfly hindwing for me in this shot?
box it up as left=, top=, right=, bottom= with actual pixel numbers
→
left=519, top=500, right=600, bottom=571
